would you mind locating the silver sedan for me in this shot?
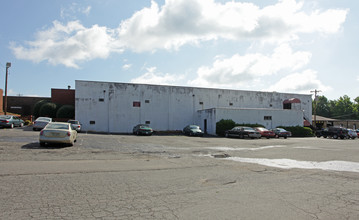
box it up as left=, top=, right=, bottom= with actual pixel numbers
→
left=39, top=122, right=77, bottom=147
left=33, top=117, right=52, bottom=131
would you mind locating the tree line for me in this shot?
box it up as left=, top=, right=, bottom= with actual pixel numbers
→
left=313, top=95, right=359, bottom=120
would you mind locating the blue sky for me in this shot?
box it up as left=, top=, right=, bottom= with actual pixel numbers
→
left=1, top=0, right=358, bottom=100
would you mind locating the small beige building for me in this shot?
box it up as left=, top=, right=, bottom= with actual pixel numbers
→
left=313, top=115, right=359, bottom=130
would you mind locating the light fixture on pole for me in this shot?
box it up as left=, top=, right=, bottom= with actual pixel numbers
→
left=4, top=62, right=11, bottom=115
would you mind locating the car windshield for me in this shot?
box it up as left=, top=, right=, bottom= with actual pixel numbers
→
left=243, top=127, right=255, bottom=131
left=46, top=123, right=69, bottom=130
left=277, top=128, right=286, bottom=132
left=37, top=117, right=51, bottom=122
left=140, top=125, right=150, bottom=129
left=190, top=125, right=200, bottom=129
left=68, top=121, right=79, bottom=124
left=256, top=127, right=267, bottom=131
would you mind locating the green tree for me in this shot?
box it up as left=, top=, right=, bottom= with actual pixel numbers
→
left=330, top=95, right=354, bottom=119
left=353, top=96, right=359, bottom=119
left=313, top=96, right=331, bottom=117
left=39, top=102, right=58, bottom=118
left=33, top=100, right=51, bottom=118
left=56, top=105, right=75, bottom=118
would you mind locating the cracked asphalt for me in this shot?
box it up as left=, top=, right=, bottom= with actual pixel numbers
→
left=1, top=127, right=359, bottom=219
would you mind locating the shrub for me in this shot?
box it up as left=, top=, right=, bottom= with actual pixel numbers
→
left=39, top=102, right=58, bottom=118
left=33, top=100, right=51, bottom=118
left=56, top=105, right=75, bottom=119
left=24, top=120, right=32, bottom=125
left=235, top=123, right=265, bottom=128
left=216, top=119, right=236, bottom=136
left=279, top=126, right=314, bottom=137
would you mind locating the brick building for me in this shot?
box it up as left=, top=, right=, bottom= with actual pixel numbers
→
left=5, top=96, right=51, bottom=116
left=2, top=88, right=75, bottom=117
left=51, top=88, right=75, bottom=105
left=0, top=89, right=3, bottom=115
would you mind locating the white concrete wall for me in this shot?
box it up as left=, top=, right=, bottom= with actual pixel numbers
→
left=75, top=80, right=312, bottom=133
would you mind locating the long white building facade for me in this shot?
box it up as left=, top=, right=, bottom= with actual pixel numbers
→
left=75, top=80, right=312, bottom=135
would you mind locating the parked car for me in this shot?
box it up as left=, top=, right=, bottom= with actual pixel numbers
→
left=316, top=126, right=348, bottom=139
left=225, top=126, right=261, bottom=139
left=254, top=127, right=275, bottom=139
left=0, top=115, right=24, bottom=128
left=133, top=124, right=153, bottom=136
left=347, top=129, right=358, bottom=139
left=33, top=117, right=52, bottom=131
left=183, top=125, right=204, bottom=136
left=39, top=122, right=77, bottom=147
left=67, top=119, right=81, bottom=132
left=272, top=128, right=292, bottom=139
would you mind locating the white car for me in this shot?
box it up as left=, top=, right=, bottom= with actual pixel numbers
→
left=39, top=122, right=77, bottom=147
left=33, top=117, right=52, bottom=131
left=67, top=119, right=81, bottom=132
left=347, top=129, right=358, bottom=139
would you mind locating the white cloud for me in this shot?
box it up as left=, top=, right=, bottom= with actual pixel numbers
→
left=122, top=64, right=132, bottom=70
left=131, top=67, right=184, bottom=85
left=118, top=0, right=348, bottom=52
left=188, top=44, right=311, bottom=88
left=268, top=70, right=331, bottom=94
left=10, top=0, right=348, bottom=67
left=61, top=3, right=91, bottom=19
left=10, top=21, right=121, bottom=68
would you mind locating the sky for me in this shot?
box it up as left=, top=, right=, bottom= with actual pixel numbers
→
left=1, top=0, right=358, bottom=100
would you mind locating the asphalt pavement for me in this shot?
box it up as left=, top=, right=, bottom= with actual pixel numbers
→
left=1, top=127, right=359, bottom=219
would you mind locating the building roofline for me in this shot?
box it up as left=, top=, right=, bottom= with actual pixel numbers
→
left=75, top=80, right=312, bottom=97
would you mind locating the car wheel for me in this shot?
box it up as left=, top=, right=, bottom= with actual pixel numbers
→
left=10, top=123, right=14, bottom=129
left=333, top=134, right=338, bottom=139
left=225, top=133, right=229, bottom=137
left=284, top=136, right=287, bottom=139
left=323, top=136, right=327, bottom=138
left=40, top=142, right=46, bottom=147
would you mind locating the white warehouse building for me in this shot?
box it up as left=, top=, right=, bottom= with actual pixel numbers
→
left=75, top=80, right=312, bottom=135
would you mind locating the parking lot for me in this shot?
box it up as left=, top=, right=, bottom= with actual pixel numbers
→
left=1, top=127, right=359, bottom=219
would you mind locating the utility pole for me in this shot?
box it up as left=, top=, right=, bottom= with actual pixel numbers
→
left=4, top=62, right=11, bottom=115
left=310, top=89, right=321, bottom=129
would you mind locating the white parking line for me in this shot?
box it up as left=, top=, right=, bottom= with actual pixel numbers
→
left=207, top=145, right=285, bottom=151
left=225, top=157, right=359, bottom=173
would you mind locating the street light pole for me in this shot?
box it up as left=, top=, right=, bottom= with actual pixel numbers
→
left=4, top=62, right=11, bottom=115
left=310, top=89, right=321, bottom=129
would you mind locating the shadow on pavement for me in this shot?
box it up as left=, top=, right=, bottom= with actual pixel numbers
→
left=22, top=142, right=71, bottom=149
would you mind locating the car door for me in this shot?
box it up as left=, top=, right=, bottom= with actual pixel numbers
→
left=13, top=117, right=20, bottom=126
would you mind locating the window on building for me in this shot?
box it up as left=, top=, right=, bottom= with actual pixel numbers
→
left=90, top=121, right=95, bottom=124
left=199, top=102, right=203, bottom=105
left=264, top=116, right=272, bottom=120
left=145, top=100, right=150, bottom=103
left=283, top=103, right=291, bottom=109
left=145, top=121, right=151, bottom=124
left=133, top=101, right=141, bottom=107
left=99, top=98, right=104, bottom=102
left=229, top=103, right=233, bottom=106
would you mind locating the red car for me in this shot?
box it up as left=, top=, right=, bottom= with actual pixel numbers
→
left=254, top=127, right=276, bottom=139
